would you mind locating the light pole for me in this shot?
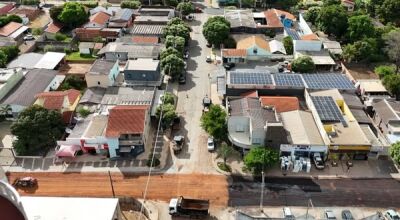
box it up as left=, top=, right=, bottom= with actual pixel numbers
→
left=305, top=198, right=314, bottom=219
left=259, top=170, right=265, bottom=212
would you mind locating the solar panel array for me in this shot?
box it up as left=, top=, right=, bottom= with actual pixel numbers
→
left=230, top=71, right=273, bottom=85
left=302, top=74, right=354, bottom=90
left=273, top=74, right=304, bottom=87
left=311, top=96, right=348, bottom=127
left=284, top=28, right=301, bottom=40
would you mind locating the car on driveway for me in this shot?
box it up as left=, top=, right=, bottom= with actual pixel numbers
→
left=223, top=63, right=235, bottom=70
left=342, top=210, right=354, bottom=220
left=206, top=56, right=212, bottom=63
left=313, top=152, right=325, bottom=169
left=384, top=209, right=400, bottom=220
left=207, top=137, right=215, bottom=151
left=324, top=210, right=337, bottom=220
left=23, top=34, right=34, bottom=41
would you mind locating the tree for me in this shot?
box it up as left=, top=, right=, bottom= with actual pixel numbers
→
left=0, top=50, right=7, bottom=68
left=156, top=103, right=177, bottom=128
left=165, top=0, right=179, bottom=7
left=347, top=15, right=375, bottom=42
left=322, top=0, right=340, bottom=5
left=160, top=54, right=184, bottom=79
left=1, top=46, right=19, bottom=62
left=161, top=92, right=175, bottom=105
left=11, top=105, right=65, bottom=156
left=304, top=6, right=320, bottom=24
left=375, top=65, right=396, bottom=79
left=317, top=4, right=348, bottom=38
left=120, top=0, right=141, bottom=9
left=201, top=104, right=227, bottom=141
left=383, top=74, right=400, bottom=100
left=292, top=56, right=315, bottom=73
left=283, top=36, right=293, bottom=55
left=167, top=17, right=186, bottom=26
left=165, top=35, right=185, bottom=53
left=59, top=75, right=86, bottom=91
left=21, top=0, right=39, bottom=5
left=389, top=142, right=400, bottom=164
left=376, top=0, right=400, bottom=25
left=202, top=17, right=230, bottom=47
left=163, top=24, right=191, bottom=43
left=217, top=143, right=239, bottom=167
left=384, top=30, right=400, bottom=72
left=58, top=2, right=89, bottom=28
left=55, top=33, right=67, bottom=41
left=7, top=15, right=22, bottom=23
left=50, top=5, right=64, bottom=23
left=177, top=2, right=194, bottom=16
left=160, top=47, right=182, bottom=60
left=343, top=38, right=378, bottom=62
left=243, top=146, right=279, bottom=175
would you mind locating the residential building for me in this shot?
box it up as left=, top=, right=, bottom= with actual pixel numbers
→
left=89, top=6, right=115, bottom=16
left=224, top=10, right=257, bottom=33
left=371, top=99, right=400, bottom=144
left=306, top=89, right=371, bottom=159
left=131, top=36, right=159, bottom=44
left=280, top=110, right=328, bottom=158
left=86, top=59, right=120, bottom=88
left=0, top=2, right=15, bottom=16
left=236, top=36, right=271, bottom=61
left=84, top=11, right=111, bottom=28
left=34, top=89, right=82, bottom=124
left=259, top=96, right=300, bottom=113
left=134, top=6, right=175, bottom=25
left=100, top=86, right=155, bottom=107
left=124, top=58, right=162, bottom=87
left=356, top=79, right=390, bottom=101
left=79, top=42, right=95, bottom=55
left=44, top=22, right=63, bottom=40
left=98, top=42, right=163, bottom=61
left=0, top=69, right=59, bottom=116
left=322, top=40, right=343, bottom=56
left=106, top=105, right=151, bottom=158
left=130, top=24, right=165, bottom=39
left=7, top=52, right=66, bottom=70
left=74, top=28, right=121, bottom=42
left=79, top=87, right=107, bottom=107
left=108, top=8, right=133, bottom=28
left=227, top=97, right=285, bottom=151
left=9, top=6, right=41, bottom=21
left=0, top=22, right=29, bottom=44
left=0, top=68, right=24, bottom=101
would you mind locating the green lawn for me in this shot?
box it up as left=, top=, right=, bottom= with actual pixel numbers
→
left=66, top=52, right=96, bottom=61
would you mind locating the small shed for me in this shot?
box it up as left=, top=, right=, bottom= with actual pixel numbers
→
left=79, top=42, right=95, bottom=55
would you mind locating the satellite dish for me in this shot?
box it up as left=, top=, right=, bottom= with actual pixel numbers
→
left=65, top=128, right=72, bottom=134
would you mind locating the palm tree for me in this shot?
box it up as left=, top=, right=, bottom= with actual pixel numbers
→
left=217, top=143, right=240, bottom=166
left=0, top=104, right=11, bottom=117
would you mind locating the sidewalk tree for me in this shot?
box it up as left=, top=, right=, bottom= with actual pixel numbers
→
left=347, top=15, right=375, bottom=42
left=156, top=103, right=177, bottom=128
left=163, top=24, right=190, bottom=43
left=283, top=36, right=293, bottom=55
left=244, top=146, right=279, bottom=175
left=11, top=105, right=65, bottom=156
left=384, top=30, right=400, bottom=72
left=202, top=16, right=230, bottom=47
left=160, top=54, right=184, bottom=79
left=177, top=2, right=194, bottom=16
left=165, top=35, right=185, bottom=53
left=58, top=2, right=89, bottom=28
left=383, top=74, right=400, bottom=100
left=375, top=65, right=396, bottom=79
left=160, top=47, right=182, bottom=60
left=316, top=4, right=348, bottom=38
left=201, top=104, right=227, bottom=141
left=292, top=56, right=315, bottom=73
left=217, top=143, right=239, bottom=167
left=161, top=92, right=175, bottom=105
left=389, top=142, right=400, bottom=164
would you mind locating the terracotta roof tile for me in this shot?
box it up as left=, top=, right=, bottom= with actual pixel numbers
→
left=264, top=9, right=283, bottom=28
left=274, top=9, right=296, bottom=21
left=237, top=36, right=270, bottom=51
left=132, top=36, right=159, bottom=44
left=90, top=11, right=111, bottom=26
left=260, top=96, right=300, bottom=113
left=301, top=33, right=319, bottom=41
left=0, top=21, right=22, bottom=37
left=35, top=89, right=81, bottom=110
left=222, top=49, right=247, bottom=57
left=106, top=105, right=149, bottom=137
left=45, top=22, right=63, bottom=33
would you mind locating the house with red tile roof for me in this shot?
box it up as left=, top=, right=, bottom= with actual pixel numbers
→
left=0, top=21, right=28, bottom=43
left=84, top=11, right=111, bottom=28
left=259, top=96, right=300, bottom=113
left=105, top=105, right=151, bottom=158
left=44, top=22, right=63, bottom=40
left=34, top=89, right=81, bottom=124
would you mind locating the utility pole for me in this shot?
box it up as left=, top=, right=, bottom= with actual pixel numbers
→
left=259, top=170, right=265, bottom=212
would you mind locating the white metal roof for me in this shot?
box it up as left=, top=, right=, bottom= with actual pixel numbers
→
left=21, top=196, right=119, bottom=220
left=9, top=26, right=28, bottom=39
left=358, top=79, right=387, bottom=93
left=34, top=52, right=66, bottom=70
left=269, top=40, right=286, bottom=54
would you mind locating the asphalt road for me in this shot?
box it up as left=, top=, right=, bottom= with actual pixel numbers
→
left=229, top=176, right=400, bottom=208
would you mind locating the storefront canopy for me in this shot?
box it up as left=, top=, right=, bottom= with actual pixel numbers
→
left=56, top=145, right=81, bottom=157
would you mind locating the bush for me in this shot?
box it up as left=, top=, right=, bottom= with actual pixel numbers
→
left=146, top=153, right=160, bottom=167
left=77, top=107, right=91, bottom=118
left=120, top=0, right=141, bottom=9
left=375, top=65, right=396, bottom=79
left=60, top=75, right=86, bottom=91
left=64, top=48, right=72, bottom=54
left=55, top=33, right=67, bottom=41
left=44, top=45, right=55, bottom=52
left=32, top=28, right=43, bottom=36
left=1, top=46, right=19, bottom=62
left=217, top=162, right=232, bottom=172
left=21, top=0, right=39, bottom=5
left=80, top=1, right=98, bottom=8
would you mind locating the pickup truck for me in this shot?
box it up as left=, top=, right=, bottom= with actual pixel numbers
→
left=169, top=196, right=209, bottom=218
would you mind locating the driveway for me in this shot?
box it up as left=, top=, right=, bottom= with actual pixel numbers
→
left=166, top=9, right=219, bottom=174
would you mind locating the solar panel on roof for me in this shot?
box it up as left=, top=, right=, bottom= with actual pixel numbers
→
left=230, top=72, right=273, bottom=85
left=273, top=74, right=305, bottom=87
left=284, top=28, right=301, bottom=40
left=311, top=96, right=348, bottom=127
left=303, top=74, right=355, bottom=90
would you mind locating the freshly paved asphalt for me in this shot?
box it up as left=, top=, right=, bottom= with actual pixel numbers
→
left=229, top=176, right=400, bottom=208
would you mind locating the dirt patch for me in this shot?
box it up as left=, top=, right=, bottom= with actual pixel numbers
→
left=343, top=63, right=379, bottom=80
left=7, top=172, right=229, bottom=207
left=59, top=63, right=92, bottom=76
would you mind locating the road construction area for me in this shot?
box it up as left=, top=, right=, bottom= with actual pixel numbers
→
left=7, top=172, right=229, bottom=207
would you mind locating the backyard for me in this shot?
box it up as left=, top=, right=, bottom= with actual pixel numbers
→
left=66, top=52, right=97, bottom=61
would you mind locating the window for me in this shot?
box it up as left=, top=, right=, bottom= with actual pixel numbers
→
left=116, top=54, right=121, bottom=58
left=253, top=48, right=258, bottom=54
left=236, top=125, right=245, bottom=132
left=97, top=81, right=100, bottom=85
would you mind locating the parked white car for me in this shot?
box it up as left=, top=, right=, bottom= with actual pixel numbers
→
left=23, top=34, right=34, bottom=41
left=384, top=209, right=400, bottom=220
left=313, top=152, right=325, bottom=170
left=207, top=137, right=214, bottom=151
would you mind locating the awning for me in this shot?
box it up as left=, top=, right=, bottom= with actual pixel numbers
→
left=56, top=145, right=81, bottom=157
